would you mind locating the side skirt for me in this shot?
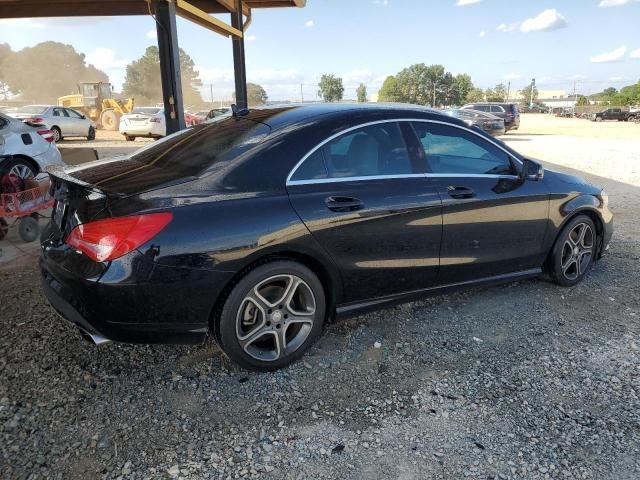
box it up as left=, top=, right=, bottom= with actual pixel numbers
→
left=335, top=268, right=542, bottom=317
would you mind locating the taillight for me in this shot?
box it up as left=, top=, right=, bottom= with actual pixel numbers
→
left=65, top=213, right=173, bottom=262
left=150, top=116, right=161, bottom=123
left=24, top=117, right=44, bottom=124
left=37, top=129, right=54, bottom=142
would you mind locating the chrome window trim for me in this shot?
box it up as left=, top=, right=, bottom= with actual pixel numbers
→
left=285, top=118, right=523, bottom=186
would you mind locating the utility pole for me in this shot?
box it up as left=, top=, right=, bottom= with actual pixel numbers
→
left=506, top=81, right=511, bottom=101
left=209, top=84, right=214, bottom=105
left=300, top=83, right=304, bottom=103
left=433, top=82, right=436, bottom=108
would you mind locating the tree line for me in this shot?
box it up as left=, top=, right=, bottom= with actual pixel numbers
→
left=0, top=41, right=271, bottom=109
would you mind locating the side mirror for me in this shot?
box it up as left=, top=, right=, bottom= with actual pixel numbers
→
left=80, top=114, right=86, bottom=119
left=521, top=158, right=544, bottom=181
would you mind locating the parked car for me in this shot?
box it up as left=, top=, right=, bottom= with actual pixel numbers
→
left=41, top=104, right=613, bottom=371
left=205, top=108, right=231, bottom=121
left=444, top=108, right=505, bottom=136
left=461, top=102, right=520, bottom=132
left=119, top=107, right=166, bottom=141
left=591, top=108, right=633, bottom=122
left=10, top=105, right=96, bottom=142
left=0, top=111, right=63, bottom=180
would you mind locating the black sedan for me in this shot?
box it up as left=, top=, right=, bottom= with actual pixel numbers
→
left=41, top=104, right=613, bottom=371
left=445, top=108, right=505, bottom=136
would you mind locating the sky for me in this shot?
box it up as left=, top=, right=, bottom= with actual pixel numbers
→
left=1, top=0, right=639, bottom=102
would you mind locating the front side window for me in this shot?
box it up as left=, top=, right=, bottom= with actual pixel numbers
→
left=412, top=122, right=515, bottom=176
left=291, top=122, right=413, bottom=182
left=66, top=109, right=83, bottom=119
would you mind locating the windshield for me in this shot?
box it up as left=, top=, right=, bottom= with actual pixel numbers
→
left=16, top=105, right=48, bottom=114
left=132, top=107, right=162, bottom=115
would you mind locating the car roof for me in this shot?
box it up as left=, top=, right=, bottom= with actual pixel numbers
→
left=243, top=103, right=464, bottom=131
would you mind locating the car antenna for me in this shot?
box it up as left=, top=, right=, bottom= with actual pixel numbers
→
left=231, top=104, right=250, bottom=118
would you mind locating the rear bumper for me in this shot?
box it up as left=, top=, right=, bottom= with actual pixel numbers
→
left=40, top=252, right=234, bottom=345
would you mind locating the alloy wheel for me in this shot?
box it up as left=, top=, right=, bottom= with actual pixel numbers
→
left=235, top=274, right=316, bottom=362
left=9, top=163, right=35, bottom=180
left=560, top=222, right=594, bottom=281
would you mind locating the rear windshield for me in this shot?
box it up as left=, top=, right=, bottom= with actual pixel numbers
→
left=70, top=114, right=273, bottom=194
left=132, top=107, right=162, bottom=115
left=16, top=105, right=48, bottom=114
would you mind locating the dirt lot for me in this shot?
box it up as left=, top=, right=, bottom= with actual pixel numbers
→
left=1, top=115, right=639, bottom=479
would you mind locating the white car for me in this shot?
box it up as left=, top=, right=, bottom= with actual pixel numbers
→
left=10, top=105, right=96, bottom=142
left=119, top=107, right=166, bottom=141
left=0, top=111, right=63, bottom=179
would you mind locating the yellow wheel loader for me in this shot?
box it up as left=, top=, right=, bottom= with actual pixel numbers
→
left=57, top=82, right=134, bottom=131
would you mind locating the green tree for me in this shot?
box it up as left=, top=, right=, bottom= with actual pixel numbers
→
left=485, top=83, right=507, bottom=102
left=122, top=46, right=203, bottom=106
left=356, top=83, right=367, bottom=103
left=247, top=82, right=267, bottom=107
left=393, top=63, right=447, bottom=106
left=378, top=75, right=401, bottom=102
left=317, top=74, right=344, bottom=102
left=576, top=95, right=589, bottom=106
left=519, top=83, right=539, bottom=105
left=449, top=74, right=473, bottom=106
left=465, top=87, right=485, bottom=103
left=0, top=41, right=107, bottom=102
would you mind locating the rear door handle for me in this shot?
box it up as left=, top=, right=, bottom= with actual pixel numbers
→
left=325, top=196, right=364, bottom=212
left=447, top=186, right=476, bottom=199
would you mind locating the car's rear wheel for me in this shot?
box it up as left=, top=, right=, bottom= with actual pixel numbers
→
left=125, top=135, right=135, bottom=142
left=217, top=261, right=326, bottom=371
left=549, top=215, right=597, bottom=287
left=51, top=126, right=62, bottom=142
left=5, top=158, right=36, bottom=180
left=595, top=116, right=603, bottom=122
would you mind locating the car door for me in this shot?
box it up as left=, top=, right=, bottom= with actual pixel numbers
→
left=410, top=121, right=550, bottom=284
left=52, top=107, right=72, bottom=136
left=287, top=120, right=442, bottom=303
left=65, top=108, right=86, bottom=136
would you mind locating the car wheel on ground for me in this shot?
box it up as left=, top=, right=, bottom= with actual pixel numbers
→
left=125, top=135, right=135, bottom=142
left=595, top=116, right=603, bottom=122
left=51, top=126, right=62, bottom=142
left=18, top=215, right=39, bottom=243
left=549, top=215, right=597, bottom=287
left=5, top=158, right=36, bottom=180
left=216, top=261, right=326, bottom=371
left=87, top=126, right=96, bottom=141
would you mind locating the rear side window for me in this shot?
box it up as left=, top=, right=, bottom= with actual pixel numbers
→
left=53, top=108, right=68, bottom=117
left=490, top=105, right=505, bottom=113
left=411, top=122, right=515, bottom=176
left=290, top=122, right=413, bottom=181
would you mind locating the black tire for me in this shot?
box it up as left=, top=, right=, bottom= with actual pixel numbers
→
left=51, top=126, right=62, bottom=142
left=216, top=261, right=326, bottom=371
left=4, top=158, right=36, bottom=180
left=18, top=216, right=39, bottom=243
left=87, top=126, right=96, bottom=141
left=549, top=215, right=597, bottom=287
left=125, top=135, right=135, bottom=142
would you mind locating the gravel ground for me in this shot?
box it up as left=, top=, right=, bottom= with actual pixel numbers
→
left=1, top=116, right=639, bottom=479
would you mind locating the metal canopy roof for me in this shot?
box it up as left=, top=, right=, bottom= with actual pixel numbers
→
left=0, top=0, right=304, bottom=18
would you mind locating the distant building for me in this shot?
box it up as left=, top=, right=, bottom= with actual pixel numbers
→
left=509, top=89, right=576, bottom=109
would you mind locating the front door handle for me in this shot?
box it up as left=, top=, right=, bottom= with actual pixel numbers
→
left=325, top=196, right=364, bottom=212
left=447, top=186, right=476, bottom=199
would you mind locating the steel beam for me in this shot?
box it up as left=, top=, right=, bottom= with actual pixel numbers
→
left=155, top=0, right=186, bottom=134
left=231, top=0, right=248, bottom=109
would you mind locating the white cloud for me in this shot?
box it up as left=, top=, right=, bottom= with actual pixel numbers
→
left=374, top=0, right=389, bottom=5
left=340, top=69, right=375, bottom=88
left=245, top=35, right=256, bottom=41
left=503, top=73, right=521, bottom=80
left=146, top=29, right=157, bottom=39
left=85, top=48, right=129, bottom=70
left=497, top=22, right=519, bottom=33
left=599, top=0, right=639, bottom=7
left=305, top=20, right=314, bottom=27
left=570, top=74, right=587, bottom=80
left=520, top=9, right=567, bottom=33
left=590, top=45, right=627, bottom=63
left=609, top=76, right=624, bottom=81
left=457, top=0, right=482, bottom=5
left=630, top=48, right=640, bottom=59
left=479, top=31, right=486, bottom=38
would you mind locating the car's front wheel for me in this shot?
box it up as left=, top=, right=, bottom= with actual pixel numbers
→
left=87, top=126, right=96, bottom=140
left=549, top=215, right=597, bottom=287
left=216, top=261, right=326, bottom=371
